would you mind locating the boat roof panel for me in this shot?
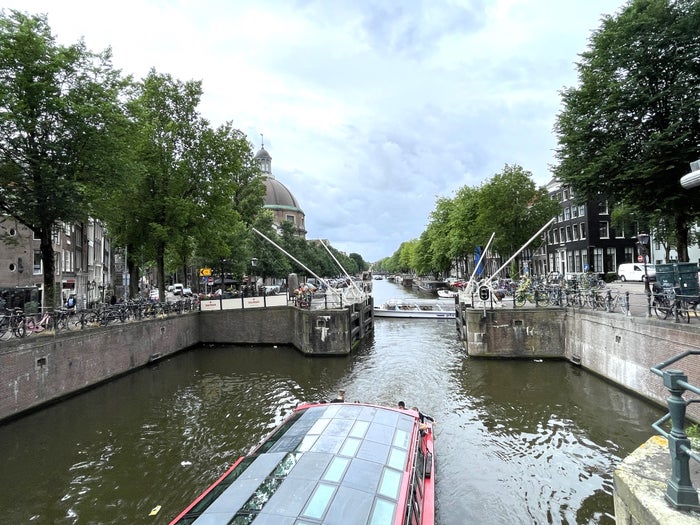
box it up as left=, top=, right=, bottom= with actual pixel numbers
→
left=186, top=403, right=417, bottom=525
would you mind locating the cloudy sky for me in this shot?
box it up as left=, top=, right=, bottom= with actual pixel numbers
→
left=6, top=0, right=627, bottom=262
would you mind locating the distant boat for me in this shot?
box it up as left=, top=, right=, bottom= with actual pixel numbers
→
left=437, top=289, right=458, bottom=299
left=414, top=280, right=448, bottom=295
left=374, top=298, right=456, bottom=319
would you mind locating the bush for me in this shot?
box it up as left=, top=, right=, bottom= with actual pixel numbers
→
left=604, top=272, right=618, bottom=283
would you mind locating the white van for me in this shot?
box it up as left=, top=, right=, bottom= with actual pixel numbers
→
left=617, top=263, right=656, bottom=282
left=172, top=283, right=184, bottom=295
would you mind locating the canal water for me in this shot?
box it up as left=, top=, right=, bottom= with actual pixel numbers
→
left=0, top=279, right=664, bottom=524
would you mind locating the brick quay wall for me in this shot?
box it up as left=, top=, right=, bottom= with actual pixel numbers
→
left=461, top=307, right=700, bottom=419
left=2, top=303, right=698, bottom=424
left=0, top=300, right=374, bottom=423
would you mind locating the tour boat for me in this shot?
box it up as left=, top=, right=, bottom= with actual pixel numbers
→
left=374, top=298, right=456, bottom=319
left=169, top=402, right=435, bottom=525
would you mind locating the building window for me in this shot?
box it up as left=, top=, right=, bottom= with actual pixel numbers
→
left=572, top=206, right=578, bottom=218
left=593, top=248, right=604, bottom=273
left=606, top=247, right=616, bottom=273
left=624, top=246, right=634, bottom=264
left=554, top=229, right=559, bottom=243
left=562, top=188, right=569, bottom=200
left=615, top=226, right=625, bottom=239
left=559, top=227, right=565, bottom=243
left=580, top=223, right=587, bottom=239
left=566, top=226, right=572, bottom=242
left=564, top=207, right=571, bottom=220
left=578, top=205, right=585, bottom=217
left=285, top=215, right=295, bottom=224
left=599, top=221, right=610, bottom=239
left=572, top=224, right=579, bottom=240
left=33, top=251, right=42, bottom=274
left=599, top=200, right=609, bottom=214
left=558, top=212, right=564, bottom=222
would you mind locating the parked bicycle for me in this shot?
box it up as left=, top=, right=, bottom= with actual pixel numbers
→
left=24, top=309, right=55, bottom=335
left=652, top=284, right=688, bottom=322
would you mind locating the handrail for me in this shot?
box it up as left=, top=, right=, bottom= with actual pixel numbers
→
left=650, top=350, right=700, bottom=510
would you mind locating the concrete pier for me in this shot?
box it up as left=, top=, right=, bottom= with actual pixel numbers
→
left=614, top=435, right=700, bottom=524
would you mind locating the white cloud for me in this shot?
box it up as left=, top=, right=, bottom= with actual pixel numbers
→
left=4, top=0, right=626, bottom=262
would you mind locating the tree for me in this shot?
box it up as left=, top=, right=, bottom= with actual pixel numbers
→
left=475, top=165, right=559, bottom=265
left=554, top=0, right=700, bottom=261
left=116, top=70, right=264, bottom=299
left=0, top=11, right=129, bottom=307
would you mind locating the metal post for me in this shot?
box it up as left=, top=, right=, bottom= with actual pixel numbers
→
left=638, top=233, right=652, bottom=318
left=662, top=370, right=700, bottom=510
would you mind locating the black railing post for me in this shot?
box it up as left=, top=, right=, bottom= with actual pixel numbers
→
left=661, top=369, right=700, bottom=509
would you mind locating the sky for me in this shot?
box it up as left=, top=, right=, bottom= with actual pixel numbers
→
left=5, top=0, right=629, bottom=263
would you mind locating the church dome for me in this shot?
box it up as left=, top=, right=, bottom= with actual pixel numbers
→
left=254, top=142, right=306, bottom=237
left=263, top=177, right=303, bottom=212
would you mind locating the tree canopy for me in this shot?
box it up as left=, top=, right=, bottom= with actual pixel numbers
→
left=376, top=164, right=557, bottom=277
left=553, top=0, right=700, bottom=261
left=0, top=10, right=129, bottom=306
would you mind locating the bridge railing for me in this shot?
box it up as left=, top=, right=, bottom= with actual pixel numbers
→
left=650, top=350, right=700, bottom=511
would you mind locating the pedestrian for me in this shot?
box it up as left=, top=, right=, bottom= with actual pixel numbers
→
left=398, top=401, right=406, bottom=409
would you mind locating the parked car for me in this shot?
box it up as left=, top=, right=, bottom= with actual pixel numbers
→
left=617, top=263, right=656, bottom=282
left=182, top=287, right=192, bottom=296
left=172, top=283, right=184, bottom=295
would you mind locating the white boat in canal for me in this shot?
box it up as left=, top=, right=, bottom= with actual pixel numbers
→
left=374, top=298, right=456, bottom=319
left=437, top=289, right=458, bottom=299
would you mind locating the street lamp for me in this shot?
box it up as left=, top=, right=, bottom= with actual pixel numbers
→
left=251, top=257, right=258, bottom=297
left=637, top=232, right=651, bottom=316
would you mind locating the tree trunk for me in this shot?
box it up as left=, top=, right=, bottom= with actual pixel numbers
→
left=40, top=226, right=56, bottom=309
left=675, top=216, right=690, bottom=262
left=128, top=249, right=139, bottom=299
left=156, top=243, right=166, bottom=299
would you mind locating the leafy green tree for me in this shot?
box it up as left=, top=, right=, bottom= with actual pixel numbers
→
left=554, top=0, right=700, bottom=261
left=0, top=10, right=130, bottom=307
left=115, top=70, right=263, bottom=298
left=475, top=164, right=559, bottom=265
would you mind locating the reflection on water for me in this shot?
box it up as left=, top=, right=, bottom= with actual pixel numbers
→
left=0, top=279, right=663, bottom=524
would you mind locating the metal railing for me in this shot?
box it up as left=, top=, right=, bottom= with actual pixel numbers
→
left=650, top=350, right=700, bottom=510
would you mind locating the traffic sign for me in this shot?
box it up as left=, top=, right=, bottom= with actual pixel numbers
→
left=478, top=286, right=490, bottom=301
left=637, top=255, right=643, bottom=263
left=199, top=267, right=212, bottom=277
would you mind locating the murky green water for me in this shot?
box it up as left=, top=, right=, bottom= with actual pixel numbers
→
left=0, top=279, right=664, bottom=524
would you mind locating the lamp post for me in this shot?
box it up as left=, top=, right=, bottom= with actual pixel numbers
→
left=637, top=233, right=651, bottom=316
left=251, top=257, right=258, bottom=297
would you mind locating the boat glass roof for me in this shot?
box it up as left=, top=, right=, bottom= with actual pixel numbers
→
left=176, top=403, right=417, bottom=525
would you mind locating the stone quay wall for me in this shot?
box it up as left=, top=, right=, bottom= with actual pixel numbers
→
left=0, top=314, right=200, bottom=422
left=0, top=300, right=373, bottom=423
left=461, top=307, right=700, bottom=416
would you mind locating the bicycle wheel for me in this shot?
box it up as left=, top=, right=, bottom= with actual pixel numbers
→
left=0, top=318, right=11, bottom=340
left=653, top=297, right=671, bottom=320
left=514, top=293, right=526, bottom=307
left=536, top=291, right=550, bottom=307
left=616, top=296, right=629, bottom=315
left=677, top=301, right=690, bottom=323
left=13, top=318, right=27, bottom=338
left=594, top=293, right=606, bottom=310
left=23, top=317, right=37, bottom=336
